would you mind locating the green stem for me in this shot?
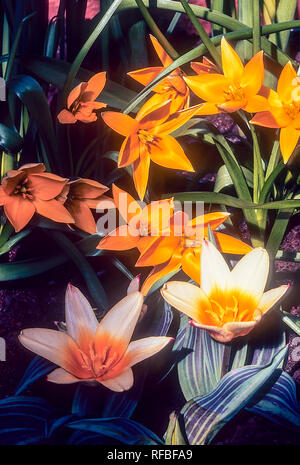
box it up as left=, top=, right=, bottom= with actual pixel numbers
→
left=252, top=0, right=261, bottom=55
left=265, top=138, right=280, bottom=180
left=179, top=0, right=222, bottom=69
left=135, top=0, right=179, bottom=59
left=249, top=124, right=264, bottom=203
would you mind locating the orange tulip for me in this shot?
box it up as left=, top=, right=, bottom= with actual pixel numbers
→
left=97, top=184, right=174, bottom=252
left=161, top=241, right=289, bottom=343
left=57, top=72, right=107, bottom=124
left=190, top=57, right=219, bottom=75
left=19, top=284, right=172, bottom=391
left=137, top=211, right=252, bottom=295
left=0, top=163, right=74, bottom=232
left=101, top=100, right=201, bottom=200
left=59, top=178, right=113, bottom=234
left=128, top=35, right=190, bottom=113
left=184, top=37, right=267, bottom=115
left=250, top=62, right=300, bottom=163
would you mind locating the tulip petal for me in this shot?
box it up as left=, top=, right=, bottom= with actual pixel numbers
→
left=149, top=135, right=194, bottom=172
left=214, top=231, right=252, bottom=254
left=125, top=336, right=172, bottom=367
left=157, top=104, right=203, bottom=136
left=184, top=74, right=228, bottom=103
left=4, top=196, right=35, bottom=232
left=250, top=111, right=282, bottom=128
left=277, top=61, right=297, bottom=103
left=67, top=82, right=86, bottom=108
left=141, top=256, right=182, bottom=296
left=181, top=248, right=201, bottom=284
left=138, top=100, right=171, bottom=129
left=218, top=100, right=244, bottom=113
left=66, top=199, right=96, bottom=234
left=221, top=37, right=244, bottom=82
left=19, top=328, right=81, bottom=374
left=112, top=184, right=142, bottom=223
left=97, top=225, right=141, bottom=251
left=57, top=109, right=77, bottom=124
left=65, top=283, right=99, bottom=347
left=136, top=235, right=180, bottom=267
left=150, top=34, right=173, bottom=67
left=118, top=134, right=140, bottom=168
left=161, top=281, right=213, bottom=325
left=192, top=320, right=257, bottom=343
left=29, top=173, right=67, bottom=200
left=82, top=72, right=106, bottom=102
left=200, top=240, right=231, bottom=296
left=101, top=111, right=138, bottom=136
left=189, top=211, right=230, bottom=229
left=258, top=285, right=289, bottom=313
left=241, top=51, right=264, bottom=97
left=99, top=368, right=134, bottom=392
left=47, top=368, right=80, bottom=384
left=279, top=126, right=300, bottom=163
left=244, top=95, right=270, bottom=113
left=230, top=247, right=269, bottom=304
left=70, top=178, right=108, bottom=199
left=33, top=198, right=75, bottom=223
left=96, top=291, right=144, bottom=349
left=128, top=66, right=164, bottom=86
left=132, top=146, right=150, bottom=201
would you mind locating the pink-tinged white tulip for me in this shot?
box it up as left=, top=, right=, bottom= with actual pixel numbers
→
left=19, top=284, right=172, bottom=392
left=161, top=240, right=289, bottom=343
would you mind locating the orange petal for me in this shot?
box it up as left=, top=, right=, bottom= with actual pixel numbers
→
left=141, top=256, right=182, bottom=296
left=101, top=111, right=138, bottom=136
left=195, top=102, right=220, bottom=116
left=214, top=231, right=252, bottom=254
left=250, top=111, right=281, bottom=128
left=136, top=235, right=180, bottom=267
left=244, top=95, right=270, bottom=113
left=184, top=74, right=228, bottom=103
left=241, top=51, right=264, bottom=97
left=19, top=164, right=46, bottom=174
left=81, top=71, right=106, bottom=102
left=67, top=82, right=87, bottom=108
left=127, top=66, right=164, bottom=86
left=132, top=146, right=150, bottom=201
left=66, top=199, right=97, bottom=234
left=57, top=109, right=77, bottom=124
left=97, top=225, right=140, bottom=251
left=112, top=184, right=142, bottom=223
left=277, top=61, right=297, bottom=103
left=218, top=100, right=244, bottom=113
left=139, top=198, right=174, bottom=235
left=4, top=196, right=35, bottom=232
left=69, top=178, right=108, bottom=199
left=190, top=211, right=230, bottom=230
left=181, top=248, right=201, bottom=284
left=150, top=34, right=173, bottom=67
left=221, top=37, right=244, bottom=82
left=2, top=171, right=25, bottom=195
left=33, top=198, right=75, bottom=224
left=118, top=134, right=140, bottom=168
left=29, top=173, right=67, bottom=200
left=148, top=134, right=194, bottom=172
left=157, top=103, right=203, bottom=135
left=279, top=126, right=300, bottom=163
left=138, top=99, right=172, bottom=129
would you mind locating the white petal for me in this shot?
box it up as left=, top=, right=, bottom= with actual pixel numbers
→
left=125, top=336, right=172, bottom=367
left=161, top=281, right=212, bottom=323
left=47, top=368, right=80, bottom=384
left=99, top=368, right=134, bottom=392
left=65, top=283, right=99, bottom=342
left=200, top=240, right=231, bottom=296
left=19, top=328, right=76, bottom=369
left=96, top=292, right=143, bottom=347
left=258, top=285, right=289, bottom=313
left=230, top=247, right=269, bottom=302
left=192, top=320, right=257, bottom=343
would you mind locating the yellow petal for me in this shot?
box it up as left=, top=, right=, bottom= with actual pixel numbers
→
left=184, top=74, right=228, bottom=103
left=244, top=95, right=270, bottom=113
left=277, top=61, right=297, bottom=103
left=279, top=126, right=300, bottom=163
left=221, top=37, right=244, bottom=82
left=161, top=281, right=213, bottom=325
left=241, top=51, right=264, bottom=97
left=149, top=134, right=194, bottom=172
left=181, top=248, right=201, bottom=284
left=133, top=146, right=150, bottom=201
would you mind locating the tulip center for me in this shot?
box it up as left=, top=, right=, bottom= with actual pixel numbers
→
left=224, top=84, right=245, bottom=102
left=137, top=129, right=157, bottom=145
left=79, top=342, right=121, bottom=379
left=283, top=101, right=300, bottom=120
left=13, top=178, right=33, bottom=200
left=205, top=293, right=255, bottom=326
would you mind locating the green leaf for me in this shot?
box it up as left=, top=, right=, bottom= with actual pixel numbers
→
left=0, top=124, right=23, bottom=155
left=0, top=229, right=31, bottom=256
left=170, top=191, right=253, bottom=209
left=214, top=164, right=253, bottom=192
left=269, top=0, right=297, bottom=51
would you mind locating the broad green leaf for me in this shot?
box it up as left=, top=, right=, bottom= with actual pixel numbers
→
left=214, top=164, right=253, bottom=193
left=269, top=0, right=297, bottom=51
left=0, top=123, right=23, bottom=155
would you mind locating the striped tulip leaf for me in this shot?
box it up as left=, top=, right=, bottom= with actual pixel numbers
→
left=180, top=346, right=288, bottom=445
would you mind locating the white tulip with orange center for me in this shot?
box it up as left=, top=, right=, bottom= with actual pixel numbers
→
left=19, top=284, right=172, bottom=392
left=161, top=240, right=289, bottom=343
